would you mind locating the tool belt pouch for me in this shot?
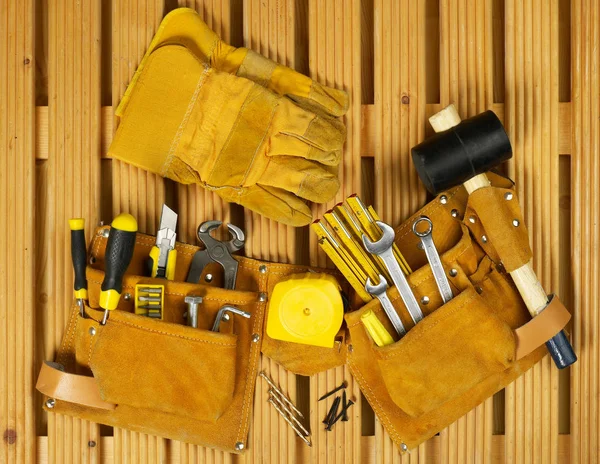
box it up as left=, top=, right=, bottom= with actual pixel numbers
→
left=36, top=228, right=346, bottom=453
left=344, top=173, right=572, bottom=451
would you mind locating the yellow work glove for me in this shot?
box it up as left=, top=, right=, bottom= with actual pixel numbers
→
left=117, top=8, right=348, bottom=121
left=109, top=45, right=345, bottom=226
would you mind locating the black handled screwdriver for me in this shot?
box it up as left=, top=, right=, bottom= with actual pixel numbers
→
left=69, top=218, right=88, bottom=316
left=100, top=213, right=138, bottom=325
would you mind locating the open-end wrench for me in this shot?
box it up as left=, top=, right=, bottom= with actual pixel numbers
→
left=186, top=220, right=245, bottom=288
left=362, top=221, right=424, bottom=324
left=412, top=216, right=453, bottom=303
left=365, top=275, right=406, bottom=337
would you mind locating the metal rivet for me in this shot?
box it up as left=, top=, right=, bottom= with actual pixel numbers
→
left=102, top=229, right=110, bottom=238
left=46, top=398, right=56, bottom=409
left=235, top=442, right=245, bottom=451
left=89, top=327, right=96, bottom=336
left=222, top=313, right=230, bottom=322
left=468, top=216, right=476, bottom=224
left=259, top=265, right=267, bottom=274
left=401, top=443, right=408, bottom=452
left=205, top=273, right=213, bottom=282
left=88, top=441, right=96, bottom=448
left=451, top=209, right=459, bottom=218
left=476, top=286, right=483, bottom=294
left=513, top=219, right=520, bottom=227
left=449, top=268, right=458, bottom=277
left=258, top=292, right=267, bottom=302
left=348, top=344, right=354, bottom=353
left=505, top=192, right=514, bottom=201
left=481, top=235, right=488, bottom=243
left=252, top=333, right=260, bottom=343
left=440, top=195, right=448, bottom=205
left=421, top=296, right=430, bottom=305
left=123, top=293, right=132, bottom=301
left=417, top=242, right=424, bottom=251
left=89, top=256, right=96, bottom=264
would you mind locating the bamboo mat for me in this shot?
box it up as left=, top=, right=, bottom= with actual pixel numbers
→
left=1, top=0, right=597, bottom=462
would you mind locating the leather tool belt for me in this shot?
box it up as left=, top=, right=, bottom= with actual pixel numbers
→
left=37, top=173, right=571, bottom=453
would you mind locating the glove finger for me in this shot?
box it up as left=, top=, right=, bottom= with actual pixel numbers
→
left=260, top=156, right=340, bottom=203
left=270, top=132, right=341, bottom=166
left=237, top=50, right=349, bottom=117
left=215, top=185, right=313, bottom=227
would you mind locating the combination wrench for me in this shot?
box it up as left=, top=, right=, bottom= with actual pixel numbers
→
left=365, top=275, right=406, bottom=337
left=412, top=216, right=453, bottom=303
left=362, top=221, right=424, bottom=324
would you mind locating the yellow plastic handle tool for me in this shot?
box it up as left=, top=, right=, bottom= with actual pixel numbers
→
left=149, top=247, right=177, bottom=280
left=267, top=273, right=345, bottom=348
left=361, top=309, right=394, bottom=346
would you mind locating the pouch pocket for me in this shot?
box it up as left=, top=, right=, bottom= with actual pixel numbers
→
left=88, top=309, right=237, bottom=423
left=375, top=287, right=516, bottom=417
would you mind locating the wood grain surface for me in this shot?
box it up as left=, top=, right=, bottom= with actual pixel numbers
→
left=0, top=0, right=595, bottom=463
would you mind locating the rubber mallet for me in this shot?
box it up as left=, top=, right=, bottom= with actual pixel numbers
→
left=411, top=104, right=576, bottom=369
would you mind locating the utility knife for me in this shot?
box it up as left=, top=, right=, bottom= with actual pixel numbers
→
left=149, top=204, right=178, bottom=279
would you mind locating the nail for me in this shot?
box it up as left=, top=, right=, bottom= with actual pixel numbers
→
left=260, top=371, right=304, bottom=418
left=318, top=381, right=347, bottom=401
left=329, top=400, right=355, bottom=429
left=325, top=396, right=341, bottom=429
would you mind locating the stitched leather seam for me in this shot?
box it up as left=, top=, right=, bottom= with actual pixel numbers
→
left=237, top=266, right=266, bottom=443
left=347, top=356, right=402, bottom=443
left=107, top=319, right=237, bottom=346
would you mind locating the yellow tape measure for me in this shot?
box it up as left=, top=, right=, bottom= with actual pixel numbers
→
left=267, top=273, right=344, bottom=348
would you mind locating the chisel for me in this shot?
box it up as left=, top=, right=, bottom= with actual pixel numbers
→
left=69, top=218, right=88, bottom=316
left=100, top=213, right=138, bottom=325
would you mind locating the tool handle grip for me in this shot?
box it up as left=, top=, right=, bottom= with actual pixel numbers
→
left=69, top=219, right=88, bottom=297
left=545, top=330, right=577, bottom=369
left=100, top=213, right=137, bottom=311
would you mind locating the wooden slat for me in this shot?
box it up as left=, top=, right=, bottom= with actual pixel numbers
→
left=0, top=1, right=36, bottom=462
left=110, top=1, right=168, bottom=462
left=43, top=0, right=103, bottom=462
left=504, top=0, right=562, bottom=463
left=571, top=0, right=599, bottom=462
left=307, top=1, right=363, bottom=463
left=241, top=1, right=301, bottom=463
left=436, top=1, right=495, bottom=462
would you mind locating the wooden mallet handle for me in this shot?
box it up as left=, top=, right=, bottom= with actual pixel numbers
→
left=429, top=104, right=576, bottom=369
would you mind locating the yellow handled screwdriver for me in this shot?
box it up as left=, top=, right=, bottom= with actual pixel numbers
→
left=69, top=218, right=88, bottom=316
left=100, top=213, right=138, bottom=325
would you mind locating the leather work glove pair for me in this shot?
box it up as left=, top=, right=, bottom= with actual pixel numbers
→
left=110, top=8, right=348, bottom=226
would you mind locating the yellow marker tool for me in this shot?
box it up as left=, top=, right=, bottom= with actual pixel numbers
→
left=267, top=273, right=344, bottom=348
left=100, top=213, right=138, bottom=325
left=361, top=309, right=394, bottom=346
left=345, top=194, right=411, bottom=275
left=323, top=210, right=380, bottom=283
left=333, top=203, right=393, bottom=282
left=69, top=218, right=88, bottom=316
left=311, top=221, right=371, bottom=302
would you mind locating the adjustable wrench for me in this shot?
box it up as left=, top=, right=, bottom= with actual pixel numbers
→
left=362, top=221, right=424, bottom=324
left=365, top=275, right=406, bottom=337
left=186, top=220, right=245, bottom=288
left=412, top=216, right=453, bottom=303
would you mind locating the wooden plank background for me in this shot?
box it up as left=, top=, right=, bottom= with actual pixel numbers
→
left=1, top=0, right=597, bottom=462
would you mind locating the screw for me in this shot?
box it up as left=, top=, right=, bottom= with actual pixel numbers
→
left=185, top=296, right=203, bottom=328
left=318, top=381, right=347, bottom=401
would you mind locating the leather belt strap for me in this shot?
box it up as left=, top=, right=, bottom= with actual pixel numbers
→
left=515, top=295, right=572, bottom=361
left=36, top=361, right=117, bottom=411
